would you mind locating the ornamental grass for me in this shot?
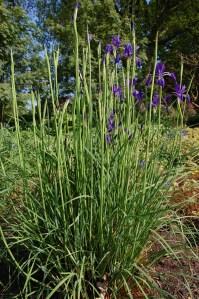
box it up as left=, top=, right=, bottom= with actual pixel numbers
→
left=0, top=5, right=195, bottom=299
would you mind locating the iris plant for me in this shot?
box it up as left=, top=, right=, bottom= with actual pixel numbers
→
left=174, top=84, right=190, bottom=102
left=4, top=10, right=189, bottom=299
left=106, top=134, right=112, bottom=144
left=106, top=112, right=116, bottom=144
left=115, top=54, right=121, bottom=64
left=133, top=90, right=144, bottom=102
left=155, top=62, right=176, bottom=88
left=75, top=2, right=80, bottom=8
left=123, top=44, right=142, bottom=68
left=107, top=112, right=115, bottom=132
left=128, top=77, right=138, bottom=87
left=105, top=44, right=113, bottom=54
left=145, top=74, right=152, bottom=87
left=152, top=93, right=160, bottom=107
left=136, top=57, right=142, bottom=69
left=104, top=36, right=189, bottom=126
left=112, top=35, right=121, bottom=48
left=87, top=33, right=93, bottom=42
left=124, top=43, right=133, bottom=58
left=112, top=85, right=122, bottom=99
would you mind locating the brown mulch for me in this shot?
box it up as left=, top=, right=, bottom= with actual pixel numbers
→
left=151, top=250, right=199, bottom=299
left=172, top=170, right=199, bottom=218
left=120, top=169, right=199, bottom=299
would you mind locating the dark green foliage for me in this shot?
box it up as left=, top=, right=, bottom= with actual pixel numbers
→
left=0, top=1, right=48, bottom=124
left=32, top=0, right=198, bottom=94
left=146, top=0, right=199, bottom=92
left=0, top=0, right=198, bottom=124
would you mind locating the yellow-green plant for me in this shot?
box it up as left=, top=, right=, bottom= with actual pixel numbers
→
left=0, top=6, right=189, bottom=299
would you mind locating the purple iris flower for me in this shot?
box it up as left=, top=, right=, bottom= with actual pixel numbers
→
left=133, top=90, right=144, bottom=102
left=133, top=76, right=138, bottom=85
left=128, top=76, right=138, bottom=87
left=115, top=54, right=121, bottom=64
left=112, top=35, right=121, bottom=48
left=124, top=43, right=133, bottom=58
left=106, top=134, right=112, bottom=144
left=156, top=63, right=166, bottom=87
left=170, top=73, right=176, bottom=80
left=132, top=76, right=138, bottom=86
left=105, top=44, right=113, bottom=54
left=107, top=112, right=115, bottom=132
left=74, top=2, right=80, bottom=8
left=112, top=85, right=122, bottom=99
left=136, top=57, right=142, bottom=69
left=174, top=84, right=190, bottom=102
left=155, top=62, right=176, bottom=88
left=152, top=93, right=160, bottom=107
left=145, top=74, right=152, bottom=87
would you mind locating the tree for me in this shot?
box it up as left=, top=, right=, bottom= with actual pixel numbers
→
left=0, top=0, right=48, bottom=125
left=2, top=0, right=197, bottom=123
left=32, top=0, right=198, bottom=96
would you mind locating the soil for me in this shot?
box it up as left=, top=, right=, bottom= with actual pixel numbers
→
left=129, top=167, right=199, bottom=299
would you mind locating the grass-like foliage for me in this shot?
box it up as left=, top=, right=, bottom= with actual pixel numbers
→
left=0, top=7, right=191, bottom=299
